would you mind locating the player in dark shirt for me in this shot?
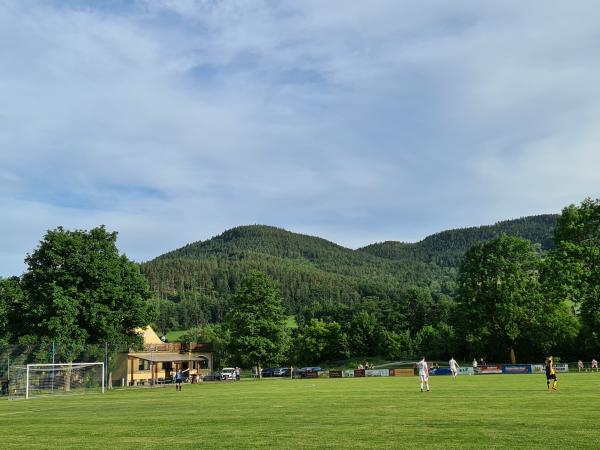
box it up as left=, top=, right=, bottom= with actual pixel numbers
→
left=545, top=356, right=557, bottom=391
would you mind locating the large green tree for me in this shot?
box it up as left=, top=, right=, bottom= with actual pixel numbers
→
left=0, top=290, right=5, bottom=344
left=347, top=310, right=382, bottom=357
left=545, top=198, right=600, bottom=353
left=0, top=277, right=27, bottom=344
left=15, top=226, right=155, bottom=346
left=457, top=234, right=576, bottom=363
left=414, top=322, right=457, bottom=360
left=1, top=279, right=11, bottom=343
left=226, top=270, right=290, bottom=371
left=296, top=318, right=349, bottom=363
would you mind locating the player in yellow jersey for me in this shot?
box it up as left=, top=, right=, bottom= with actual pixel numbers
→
left=545, top=356, right=557, bottom=391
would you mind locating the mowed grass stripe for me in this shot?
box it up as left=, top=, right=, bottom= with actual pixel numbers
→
left=1, top=373, right=598, bottom=449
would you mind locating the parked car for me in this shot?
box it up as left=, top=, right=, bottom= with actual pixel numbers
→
left=220, top=368, right=237, bottom=380
left=272, top=367, right=292, bottom=377
left=261, top=368, right=276, bottom=377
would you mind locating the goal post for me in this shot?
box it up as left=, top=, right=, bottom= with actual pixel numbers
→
left=9, top=362, right=105, bottom=400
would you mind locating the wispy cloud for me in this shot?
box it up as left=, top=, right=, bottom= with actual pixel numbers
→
left=1, top=0, right=599, bottom=275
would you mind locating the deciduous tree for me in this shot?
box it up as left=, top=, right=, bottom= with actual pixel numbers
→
left=457, top=234, right=574, bottom=363
left=297, top=318, right=349, bottom=362
left=16, top=226, right=155, bottom=346
left=226, top=271, right=290, bottom=371
left=545, top=198, right=600, bottom=353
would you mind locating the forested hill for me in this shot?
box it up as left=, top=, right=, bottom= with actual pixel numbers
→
left=158, top=225, right=357, bottom=262
left=141, top=216, right=558, bottom=332
left=359, top=214, right=558, bottom=268
left=152, top=224, right=449, bottom=287
left=143, top=225, right=453, bottom=307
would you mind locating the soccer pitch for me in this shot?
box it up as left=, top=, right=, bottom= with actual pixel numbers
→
left=1, top=373, right=598, bottom=449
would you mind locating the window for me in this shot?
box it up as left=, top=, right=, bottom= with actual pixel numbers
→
left=138, top=359, right=150, bottom=371
left=195, top=357, right=209, bottom=370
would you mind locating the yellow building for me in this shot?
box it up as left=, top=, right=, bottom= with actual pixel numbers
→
left=112, top=327, right=213, bottom=386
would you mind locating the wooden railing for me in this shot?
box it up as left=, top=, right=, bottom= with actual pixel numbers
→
left=142, top=343, right=181, bottom=352
left=182, top=342, right=214, bottom=352
left=141, top=342, right=213, bottom=353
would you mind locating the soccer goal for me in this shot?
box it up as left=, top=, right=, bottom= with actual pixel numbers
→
left=9, top=362, right=104, bottom=400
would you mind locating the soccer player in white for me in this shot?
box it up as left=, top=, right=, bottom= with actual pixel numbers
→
left=417, top=356, right=430, bottom=392
left=449, top=356, right=460, bottom=379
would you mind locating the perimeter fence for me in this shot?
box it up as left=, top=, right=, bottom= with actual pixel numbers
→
left=2, top=346, right=598, bottom=397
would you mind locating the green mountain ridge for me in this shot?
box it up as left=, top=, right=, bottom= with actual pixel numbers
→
left=358, top=214, right=557, bottom=267
left=141, top=215, right=558, bottom=332
left=154, top=214, right=558, bottom=269
left=158, top=224, right=358, bottom=262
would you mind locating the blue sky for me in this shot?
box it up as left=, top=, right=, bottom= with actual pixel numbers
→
left=1, top=0, right=599, bottom=276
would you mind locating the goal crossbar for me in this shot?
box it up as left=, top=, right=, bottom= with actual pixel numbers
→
left=24, top=363, right=104, bottom=368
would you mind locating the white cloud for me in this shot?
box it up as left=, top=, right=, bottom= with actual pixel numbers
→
left=1, top=0, right=599, bottom=275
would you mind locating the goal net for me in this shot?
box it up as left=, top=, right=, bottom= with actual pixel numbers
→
left=9, top=362, right=104, bottom=400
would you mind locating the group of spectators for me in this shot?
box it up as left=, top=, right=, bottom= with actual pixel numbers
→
left=471, top=356, right=598, bottom=372
left=471, top=357, right=486, bottom=369
left=577, top=359, right=598, bottom=372
left=357, top=362, right=375, bottom=370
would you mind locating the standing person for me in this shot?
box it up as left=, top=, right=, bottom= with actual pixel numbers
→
left=175, top=368, right=189, bottom=391
left=592, top=358, right=598, bottom=372
left=545, top=356, right=558, bottom=391
left=578, top=360, right=584, bottom=372
left=417, top=356, right=430, bottom=392
left=449, top=357, right=460, bottom=379
left=175, top=369, right=183, bottom=391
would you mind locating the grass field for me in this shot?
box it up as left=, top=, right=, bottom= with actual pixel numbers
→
left=1, top=373, right=598, bottom=449
left=164, top=330, right=187, bottom=341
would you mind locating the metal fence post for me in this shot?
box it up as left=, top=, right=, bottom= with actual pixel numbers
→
left=51, top=342, right=55, bottom=393
left=105, top=342, right=108, bottom=389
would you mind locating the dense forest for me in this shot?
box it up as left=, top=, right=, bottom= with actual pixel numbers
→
left=140, top=215, right=560, bottom=362
left=358, top=214, right=557, bottom=267
left=5, top=208, right=597, bottom=365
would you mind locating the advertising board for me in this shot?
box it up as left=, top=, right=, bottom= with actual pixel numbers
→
left=390, top=368, right=414, bottom=377
left=478, top=365, right=503, bottom=374
left=354, top=369, right=366, bottom=377
left=329, top=370, right=343, bottom=378
left=532, top=363, right=569, bottom=373
left=531, top=364, right=544, bottom=374
left=301, top=370, right=319, bottom=379
left=554, top=363, right=569, bottom=373
left=502, top=364, right=531, bottom=374
left=429, top=368, right=452, bottom=376
left=365, top=369, right=389, bottom=377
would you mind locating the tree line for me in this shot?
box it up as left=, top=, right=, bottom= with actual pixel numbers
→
left=1, top=199, right=598, bottom=366
left=175, top=195, right=599, bottom=368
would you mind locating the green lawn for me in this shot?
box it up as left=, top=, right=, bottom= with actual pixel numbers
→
left=1, top=373, right=598, bottom=449
left=164, top=330, right=186, bottom=341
